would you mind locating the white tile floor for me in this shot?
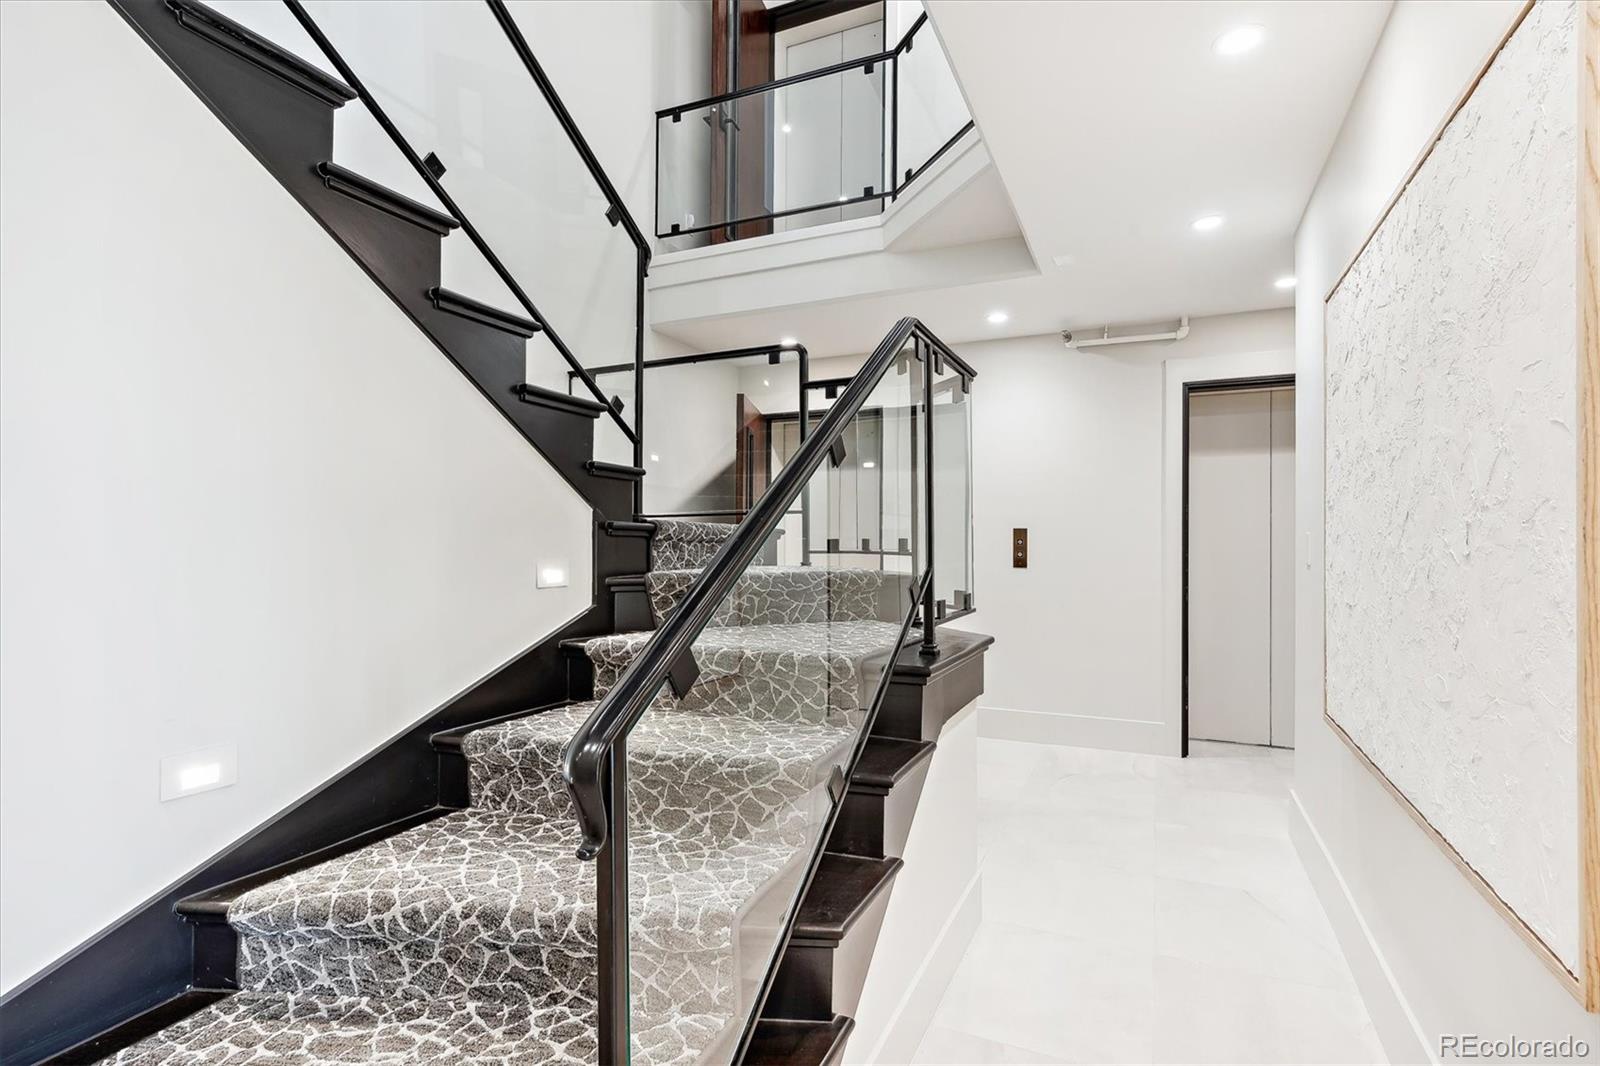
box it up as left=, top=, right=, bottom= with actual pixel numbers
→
left=912, top=739, right=1386, bottom=1065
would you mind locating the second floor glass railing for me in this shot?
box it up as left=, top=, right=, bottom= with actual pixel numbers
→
left=656, top=11, right=974, bottom=242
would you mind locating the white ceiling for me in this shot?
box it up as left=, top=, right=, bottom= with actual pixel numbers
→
left=924, top=0, right=1391, bottom=336
left=659, top=0, right=1391, bottom=357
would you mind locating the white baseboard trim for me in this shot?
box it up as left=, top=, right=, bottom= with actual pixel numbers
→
left=978, top=705, right=1176, bottom=755
left=845, top=870, right=982, bottom=1066
left=1288, top=789, right=1433, bottom=1066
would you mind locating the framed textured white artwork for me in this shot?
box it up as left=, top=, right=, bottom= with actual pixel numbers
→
left=1324, top=0, right=1600, bottom=1007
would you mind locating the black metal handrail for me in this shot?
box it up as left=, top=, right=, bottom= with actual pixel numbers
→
left=283, top=0, right=646, bottom=455
left=560, top=316, right=973, bottom=1062
left=656, top=12, right=976, bottom=240
left=486, top=0, right=651, bottom=265
left=655, top=13, right=929, bottom=119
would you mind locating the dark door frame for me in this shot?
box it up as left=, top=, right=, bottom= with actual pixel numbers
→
left=1181, top=373, right=1295, bottom=758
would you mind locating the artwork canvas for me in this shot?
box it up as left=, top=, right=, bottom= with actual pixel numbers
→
left=1325, top=0, right=1580, bottom=976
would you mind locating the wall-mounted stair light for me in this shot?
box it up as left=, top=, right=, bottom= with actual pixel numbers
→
left=537, top=562, right=570, bottom=589
left=160, top=744, right=238, bottom=802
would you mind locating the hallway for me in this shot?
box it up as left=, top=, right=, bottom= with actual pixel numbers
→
left=914, top=739, right=1384, bottom=1064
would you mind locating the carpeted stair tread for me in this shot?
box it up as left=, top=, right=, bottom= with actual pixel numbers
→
left=650, top=518, right=737, bottom=569
left=646, top=566, right=898, bottom=628
left=466, top=703, right=853, bottom=777
left=100, top=988, right=728, bottom=1066
left=464, top=704, right=854, bottom=843
left=228, top=807, right=794, bottom=952
left=584, top=619, right=908, bottom=725
left=224, top=807, right=803, bottom=1039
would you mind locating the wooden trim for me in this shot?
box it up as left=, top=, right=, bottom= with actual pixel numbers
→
left=1579, top=0, right=1600, bottom=1014
left=1323, top=713, right=1583, bottom=996
left=1323, top=0, right=1535, bottom=304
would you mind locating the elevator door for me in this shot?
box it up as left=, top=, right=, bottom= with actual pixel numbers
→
left=1187, top=387, right=1295, bottom=747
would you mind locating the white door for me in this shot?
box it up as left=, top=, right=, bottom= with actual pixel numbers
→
left=1187, top=387, right=1295, bottom=747
left=774, top=13, right=884, bottom=229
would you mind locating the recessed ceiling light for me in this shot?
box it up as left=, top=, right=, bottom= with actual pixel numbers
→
left=862, top=461, right=877, bottom=469
left=781, top=123, right=792, bottom=134
left=1213, top=24, right=1264, bottom=57
left=1191, top=214, right=1225, bottom=233
left=779, top=336, right=797, bottom=347
left=762, top=379, right=770, bottom=387
left=1274, top=275, right=1297, bottom=290
left=837, top=195, right=849, bottom=203
left=986, top=310, right=1009, bottom=325
left=649, top=453, right=660, bottom=462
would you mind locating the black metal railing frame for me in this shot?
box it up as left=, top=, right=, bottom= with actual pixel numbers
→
left=574, top=341, right=813, bottom=523
left=654, top=12, right=977, bottom=241
left=284, top=0, right=653, bottom=505
left=561, top=317, right=975, bottom=1063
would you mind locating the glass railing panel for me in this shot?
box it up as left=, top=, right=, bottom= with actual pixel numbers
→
left=621, top=334, right=924, bottom=1061
left=931, top=355, right=973, bottom=618
left=301, top=0, right=637, bottom=444
left=891, top=19, right=971, bottom=187
left=656, top=103, right=716, bottom=240
left=656, top=58, right=887, bottom=239
left=630, top=350, right=805, bottom=521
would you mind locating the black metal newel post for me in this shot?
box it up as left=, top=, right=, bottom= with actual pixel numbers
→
left=890, top=45, right=899, bottom=202
left=596, top=738, right=630, bottom=1064
left=633, top=246, right=647, bottom=516
left=798, top=345, right=812, bottom=565
left=921, top=337, right=940, bottom=657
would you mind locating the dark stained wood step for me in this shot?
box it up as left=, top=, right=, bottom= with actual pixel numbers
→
left=793, top=854, right=902, bottom=944
left=851, top=736, right=934, bottom=792
left=744, top=1015, right=854, bottom=1066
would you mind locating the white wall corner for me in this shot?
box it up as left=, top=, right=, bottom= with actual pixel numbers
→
left=1288, top=789, right=1433, bottom=1066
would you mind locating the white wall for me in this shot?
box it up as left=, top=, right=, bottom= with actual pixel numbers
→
left=949, top=311, right=1294, bottom=756
left=0, top=0, right=593, bottom=995
left=1293, top=1, right=1599, bottom=1058
left=640, top=360, right=742, bottom=515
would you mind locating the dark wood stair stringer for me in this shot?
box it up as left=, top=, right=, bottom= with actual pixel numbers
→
left=748, top=630, right=992, bottom=1065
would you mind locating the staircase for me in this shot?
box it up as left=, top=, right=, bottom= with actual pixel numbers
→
left=90, top=520, right=951, bottom=1065
left=19, top=3, right=989, bottom=1064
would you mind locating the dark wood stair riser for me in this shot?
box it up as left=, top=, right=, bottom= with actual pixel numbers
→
left=607, top=576, right=654, bottom=633
left=599, top=520, right=651, bottom=575
left=829, top=753, right=932, bottom=860
left=765, top=870, right=897, bottom=1022
left=873, top=646, right=985, bottom=743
